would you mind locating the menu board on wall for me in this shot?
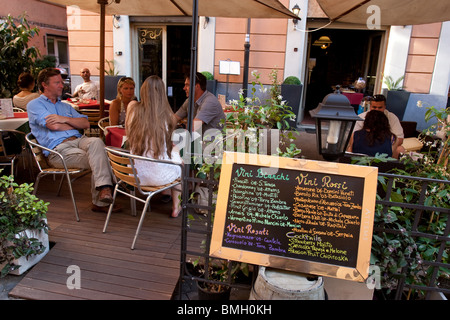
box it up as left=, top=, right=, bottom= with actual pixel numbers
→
left=210, top=152, right=378, bottom=282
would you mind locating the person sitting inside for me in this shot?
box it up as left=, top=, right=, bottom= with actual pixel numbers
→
left=125, top=75, right=182, bottom=218
left=173, top=72, right=225, bottom=135
left=13, top=72, right=40, bottom=110
left=347, top=110, right=402, bottom=159
left=109, top=77, right=136, bottom=126
left=72, top=68, right=99, bottom=100
left=353, top=94, right=405, bottom=156
left=27, top=67, right=120, bottom=213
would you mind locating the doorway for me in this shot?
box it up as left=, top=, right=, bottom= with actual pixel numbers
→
left=136, top=25, right=191, bottom=112
left=302, top=28, right=384, bottom=124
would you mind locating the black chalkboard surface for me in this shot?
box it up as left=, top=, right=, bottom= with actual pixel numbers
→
left=210, top=152, right=378, bottom=282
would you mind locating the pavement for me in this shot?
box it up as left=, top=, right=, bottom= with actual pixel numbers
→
left=0, top=126, right=321, bottom=300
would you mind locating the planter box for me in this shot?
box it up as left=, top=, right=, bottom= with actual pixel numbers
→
left=1, top=228, right=49, bottom=276
left=206, top=80, right=217, bottom=96
left=281, top=84, right=303, bottom=128
left=386, top=90, right=411, bottom=121
left=105, top=75, right=125, bottom=100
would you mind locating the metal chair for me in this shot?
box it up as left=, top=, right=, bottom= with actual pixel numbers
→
left=13, top=107, right=26, bottom=112
left=103, top=146, right=183, bottom=249
left=25, top=133, right=90, bottom=222
left=0, top=129, right=26, bottom=177
left=98, top=116, right=110, bottom=135
left=78, top=109, right=102, bottom=137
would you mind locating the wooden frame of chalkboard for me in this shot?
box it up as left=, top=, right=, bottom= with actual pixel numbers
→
left=210, top=152, right=378, bottom=282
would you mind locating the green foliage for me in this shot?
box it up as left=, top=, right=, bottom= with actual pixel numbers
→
left=34, top=55, right=57, bottom=71
left=383, top=74, right=405, bottom=91
left=282, top=76, right=301, bottom=85
left=228, top=69, right=298, bottom=131
left=0, top=174, right=49, bottom=277
left=104, top=59, right=120, bottom=76
left=0, top=14, right=41, bottom=98
left=354, top=103, right=449, bottom=298
left=201, top=71, right=214, bottom=80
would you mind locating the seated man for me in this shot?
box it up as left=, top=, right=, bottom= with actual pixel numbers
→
left=72, top=68, right=99, bottom=100
left=27, top=67, right=119, bottom=213
left=353, top=94, right=405, bottom=155
left=173, top=72, right=225, bottom=136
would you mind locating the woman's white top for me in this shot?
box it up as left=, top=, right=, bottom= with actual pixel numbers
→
left=133, top=146, right=182, bottom=186
left=12, top=92, right=40, bottom=110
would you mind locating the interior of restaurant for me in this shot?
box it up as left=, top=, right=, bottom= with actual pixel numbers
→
left=302, top=28, right=384, bottom=123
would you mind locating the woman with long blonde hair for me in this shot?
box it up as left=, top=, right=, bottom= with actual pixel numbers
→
left=109, top=77, right=136, bottom=126
left=126, top=75, right=182, bottom=217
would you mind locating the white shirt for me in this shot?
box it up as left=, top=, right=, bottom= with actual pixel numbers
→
left=353, top=109, right=404, bottom=139
left=74, top=81, right=99, bottom=100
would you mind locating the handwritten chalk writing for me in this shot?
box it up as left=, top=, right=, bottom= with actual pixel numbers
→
left=222, top=163, right=366, bottom=268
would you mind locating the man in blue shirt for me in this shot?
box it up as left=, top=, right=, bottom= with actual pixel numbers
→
left=27, top=68, right=119, bottom=213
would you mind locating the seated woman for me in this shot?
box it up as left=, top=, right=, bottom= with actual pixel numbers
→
left=109, top=77, right=136, bottom=126
left=125, top=75, right=182, bottom=218
left=12, top=72, right=40, bottom=110
left=347, top=110, right=402, bottom=159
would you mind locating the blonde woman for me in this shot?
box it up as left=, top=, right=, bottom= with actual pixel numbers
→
left=125, top=75, right=182, bottom=218
left=109, top=77, right=136, bottom=126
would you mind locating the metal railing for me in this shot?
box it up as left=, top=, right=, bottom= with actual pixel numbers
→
left=179, top=169, right=449, bottom=300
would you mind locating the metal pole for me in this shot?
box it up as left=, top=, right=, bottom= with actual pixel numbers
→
left=98, top=0, right=107, bottom=117
left=179, top=0, right=199, bottom=300
left=242, top=18, right=251, bottom=99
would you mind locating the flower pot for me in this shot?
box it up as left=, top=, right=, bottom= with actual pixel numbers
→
left=196, top=281, right=231, bottom=300
left=1, top=227, right=49, bottom=276
left=281, top=83, right=303, bottom=128
left=386, top=90, right=410, bottom=121
left=104, top=75, right=126, bottom=100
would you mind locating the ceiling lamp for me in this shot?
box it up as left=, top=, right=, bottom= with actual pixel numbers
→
left=313, top=36, right=332, bottom=49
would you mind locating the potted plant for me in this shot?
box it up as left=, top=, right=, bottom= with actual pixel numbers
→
left=201, top=71, right=217, bottom=95
left=193, top=256, right=249, bottom=300
left=280, top=75, right=303, bottom=129
left=100, top=59, right=125, bottom=100
left=383, top=75, right=410, bottom=121
left=0, top=174, right=50, bottom=277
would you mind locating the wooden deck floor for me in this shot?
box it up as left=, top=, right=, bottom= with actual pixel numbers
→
left=9, top=172, right=183, bottom=300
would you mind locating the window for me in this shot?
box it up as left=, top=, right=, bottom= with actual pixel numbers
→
left=46, top=35, right=69, bottom=67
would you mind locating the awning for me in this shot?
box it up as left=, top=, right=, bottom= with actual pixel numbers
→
left=316, top=0, right=450, bottom=26
left=47, top=0, right=298, bottom=19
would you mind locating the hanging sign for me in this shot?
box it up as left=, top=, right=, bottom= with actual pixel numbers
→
left=210, top=152, right=378, bottom=282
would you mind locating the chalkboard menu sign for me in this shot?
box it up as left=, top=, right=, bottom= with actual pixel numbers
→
left=210, top=152, right=378, bottom=282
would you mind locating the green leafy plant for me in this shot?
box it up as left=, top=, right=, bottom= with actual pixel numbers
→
left=103, top=59, right=120, bottom=76
left=282, top=76, right=301, bottom=85
left=0, top=174, right=49, bottom=277
left=383, top=75, right=405, bottom=91
left=201, top=71, right=214, bottom=80
left=0, top=14, right=40, bottom=98
left=353, top=102, right=449, bottom=298
left=227, top=69, right=297, bottom=131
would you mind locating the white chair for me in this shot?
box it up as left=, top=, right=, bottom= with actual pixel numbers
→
left=25, top=133, right=90, bottom=222
left=103, top=146, right=183, bottom=249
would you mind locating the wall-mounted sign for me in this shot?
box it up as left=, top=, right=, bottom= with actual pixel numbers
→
left=210, top=152, right=378, bottom=282
left=219, top=60, right=240, bottom=75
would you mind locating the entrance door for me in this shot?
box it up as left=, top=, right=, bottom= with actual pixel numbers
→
left=135, top=25, right=191, bottom=112
left=137, top=26, right=166, bottom=87
left=302, top=28, right=386, bottom=124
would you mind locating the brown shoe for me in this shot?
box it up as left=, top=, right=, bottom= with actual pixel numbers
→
left=91, top=203, right=122, bottom=213
left=98, top=187, right=113, bottom=204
